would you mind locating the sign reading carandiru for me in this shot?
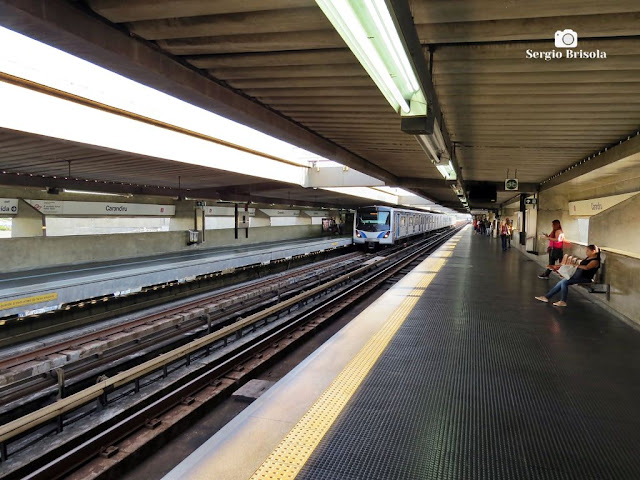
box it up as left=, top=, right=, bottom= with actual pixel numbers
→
left=569, top=192, right=639, bottom=216
left=26, top=200, right=175, bottom=216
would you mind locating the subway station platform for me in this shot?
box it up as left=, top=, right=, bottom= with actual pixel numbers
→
left=0, top=236, right=351, bottom=318
left=164, top=225, right=640, bottom=480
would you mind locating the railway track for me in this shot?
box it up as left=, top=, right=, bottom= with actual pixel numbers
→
left=0, top=227, right=461, bottom=479
left=0, top=252, right=367, bottom=419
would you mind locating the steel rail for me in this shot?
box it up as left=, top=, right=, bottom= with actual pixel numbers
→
left=0, top=227, right=461, bottom=477
left=20, top=227, right=462, bottom=480
left=0, top=252, right=364, bottom=373
left=0, top=254, right=385, bottom=444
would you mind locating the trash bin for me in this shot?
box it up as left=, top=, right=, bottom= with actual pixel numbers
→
left=187, top=230, right=200, bottom=245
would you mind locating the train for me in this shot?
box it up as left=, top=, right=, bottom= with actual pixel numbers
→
left=353, top=205, right=456, bottom=249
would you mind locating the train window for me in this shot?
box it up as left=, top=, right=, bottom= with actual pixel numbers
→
left=356, top=208, right=391, bottom=232
left=400, top=216, right=405, bottom=226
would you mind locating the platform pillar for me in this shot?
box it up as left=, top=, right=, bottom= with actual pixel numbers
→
left=11, top=199, right=44, bottom=237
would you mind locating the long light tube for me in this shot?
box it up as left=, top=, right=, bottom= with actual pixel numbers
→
left=365, top=0, right=420, bottom=93
left=316, top=0, right=420, bottom=114
left=436, top=161, right=456, bottom=181
left=415, top=134, right=440, bottom=164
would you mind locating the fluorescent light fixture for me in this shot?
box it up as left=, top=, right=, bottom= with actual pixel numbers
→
left=415, top=119, right=448, bottom=164
left=315, top=0, right=421, bottom=114
left=0, top=26, right=327, bottom=169
left=436, top=161, right=456, bottom=181
left=0, top=81, right=307, bottom=186
left=64, top=189, right=130, bottom=197
left=321, top=186, right=399, bottom=204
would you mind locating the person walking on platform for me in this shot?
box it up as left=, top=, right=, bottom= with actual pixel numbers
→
left=535, top=245, right=601, bottom=307
left=538, top=219, right=564, bottom=279
left=500, top=219, right=510, bottom=251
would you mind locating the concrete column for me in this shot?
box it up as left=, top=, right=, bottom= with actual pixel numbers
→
left=169, top=200, right=196, bottom=231
left=11, top=199, right=44, bottom=237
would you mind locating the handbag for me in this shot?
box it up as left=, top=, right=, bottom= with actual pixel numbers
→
left=557, top=265, right=577, bottom=279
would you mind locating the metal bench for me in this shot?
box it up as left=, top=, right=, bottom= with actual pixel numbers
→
left=555, top=254, right=610, bottom=299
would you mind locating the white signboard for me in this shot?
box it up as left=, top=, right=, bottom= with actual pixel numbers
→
left=259, top=209, right=301, bottom=217
left=204, top=206, right=256, bottom=216
left=0, top=198, right=18, bottom=215
left=26, top=200, right=175, bottom=216
left=568, top=192, right=638, bottom=216
left=302, top=210, right=329, bottom=217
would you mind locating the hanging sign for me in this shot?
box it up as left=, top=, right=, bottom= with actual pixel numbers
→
left=259, top=209, right=301, bottom=217
left=25, top=200, right=175, bottom=216
left=302, top=210, right=329, bottom=217
left=0, top=198, right=19, bottom=215
left=568, top=192, right=638, bottom=216
left=204, top=206, right=255, bottom=216
left=505, top=179, right=519, bottom=191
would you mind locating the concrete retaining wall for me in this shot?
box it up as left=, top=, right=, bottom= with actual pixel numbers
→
left=533, top=183, right=640, bottom=325
left=2, top=225, right=324, bottom=272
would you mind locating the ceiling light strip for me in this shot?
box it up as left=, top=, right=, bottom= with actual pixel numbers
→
left=0, top=71, right=307, bottom=169
left=315, top=0, right=411, bottom=113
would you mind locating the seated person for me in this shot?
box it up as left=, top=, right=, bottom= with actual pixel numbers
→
left=535, top=245, right=600, bottom=307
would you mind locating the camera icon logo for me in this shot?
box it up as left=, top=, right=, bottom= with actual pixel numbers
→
left=555, top=29, right=578, bottom=48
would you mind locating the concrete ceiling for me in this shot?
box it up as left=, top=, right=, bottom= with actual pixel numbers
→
left=0, top=0, right=639, bottom=211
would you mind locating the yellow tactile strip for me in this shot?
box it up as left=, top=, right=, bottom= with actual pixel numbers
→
left=250, top=237, right=460, bottom=480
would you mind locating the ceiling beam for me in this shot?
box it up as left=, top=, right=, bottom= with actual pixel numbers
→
left=410, top=1, right=640, bottom=24
left=0, top=0, right=398, bottom=185
left=415, top=13, right=640, bottom=44
left=540, top=134, right=640, bottom=191
left=87, top=0, right=315, bottom=24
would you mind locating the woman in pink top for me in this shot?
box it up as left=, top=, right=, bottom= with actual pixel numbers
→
left=538, top=219, right=564, bottom=279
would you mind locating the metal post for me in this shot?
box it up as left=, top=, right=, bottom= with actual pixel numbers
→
left=54, top=367, right=65, bottom=400
left=245, top=203, right=249, bottom=238
left=234, top=203, right=239, bottom=239
left=519, top=193, right=527, bottom=245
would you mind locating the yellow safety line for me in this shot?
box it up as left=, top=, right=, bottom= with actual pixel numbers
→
left=250, top=235, right=461, bottom=480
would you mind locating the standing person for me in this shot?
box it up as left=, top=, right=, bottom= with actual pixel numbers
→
left=538, top=219, right=564, bottom=279
left=535, top=245, right=601, bottom=306
left=506, top=218, right=512, bottom=248
left=500, top=219, right=510, bottom=251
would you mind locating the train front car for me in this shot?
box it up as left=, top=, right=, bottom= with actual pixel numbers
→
left=354, top=206, right=393, bottom=249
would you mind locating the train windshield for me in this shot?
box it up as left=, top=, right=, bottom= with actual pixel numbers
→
left=356, top=208, right=391, bottom=232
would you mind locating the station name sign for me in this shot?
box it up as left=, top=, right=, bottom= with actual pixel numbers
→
left=0, top=198, right=19, bottom=215
left=568, top=192, right=638, bottom=216
left=25, top=200, right=175, bottom=216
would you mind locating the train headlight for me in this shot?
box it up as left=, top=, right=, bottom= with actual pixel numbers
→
left=383, top=231, right=390, bottom=238
left=356, top=230, right=362, bottom=238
